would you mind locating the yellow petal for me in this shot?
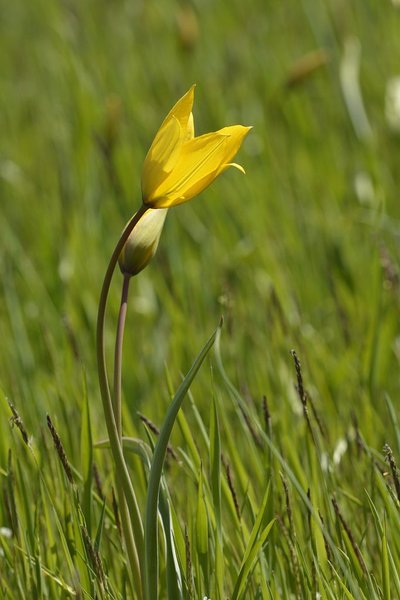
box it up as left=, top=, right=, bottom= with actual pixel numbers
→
left=166, top=171, right=221, bottom=206
left=161, top=85, right=195, bottom=132
left=141, top=86, right=196, bottom=202
left=141, top=117, right=183, bottom=201
left=185, top=112, right=195, bottom=141
left=143, top=86, right=195, bottom=168
left=167, top=162, right=245, bottom=205
left=119, top=208, right=168, bottom=276
left=219, top=162, right=246, bottom=174
left=214, top=125, right=252, bottom=166
left=149, top=125, right=251, bottom=207
left=150, top=133, right=227, bottom=205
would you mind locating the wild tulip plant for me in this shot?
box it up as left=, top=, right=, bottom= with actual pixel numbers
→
left=96, top=86, right=250, bottom=600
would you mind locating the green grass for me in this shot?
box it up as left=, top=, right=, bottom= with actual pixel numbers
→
left=1, top=0, right=400, bottom=597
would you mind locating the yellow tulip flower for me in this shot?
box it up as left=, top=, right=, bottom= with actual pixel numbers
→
left=119, top=86, right=250, bottom=276
left=141, top=85, right=251, bottom=208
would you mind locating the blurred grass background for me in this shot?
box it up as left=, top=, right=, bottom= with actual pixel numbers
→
left=1, top=0, right=400, bottom=597
left=2, top=0, right=399, bottom=440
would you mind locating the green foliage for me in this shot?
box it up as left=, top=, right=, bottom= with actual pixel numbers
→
left=1, top=0, right=400, bottom=597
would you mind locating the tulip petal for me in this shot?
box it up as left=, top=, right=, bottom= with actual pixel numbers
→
left=141, top=116, right=183, bottom=201
left=185, top=112, right=195, bottom=141
left=219, top=162, right=246, bottom=175
left=143, top=86, right=195, bottom=169
left=162, top=85, right=195, bottom=133
left=149, top=133, right=227, bottom=205
left=149, top=125, right=251, bottom=207
left=141, top=87, right=196, bottom=202
left=215, top=125, right=252, bottom=164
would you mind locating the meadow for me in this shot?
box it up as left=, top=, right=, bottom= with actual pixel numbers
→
left=1, top=0, right=400, bottom=598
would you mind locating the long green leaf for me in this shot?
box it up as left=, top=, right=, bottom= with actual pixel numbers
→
left=144, top=324, right=219, bottom=600
left=232, top=517, right=275, bottom=600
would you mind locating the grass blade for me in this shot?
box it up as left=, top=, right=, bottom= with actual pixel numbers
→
left=144, top=324, right=219, bottom=600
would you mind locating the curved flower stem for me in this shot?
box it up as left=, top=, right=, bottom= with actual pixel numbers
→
left=113, top=273, right=131, bottom=439
left=96, top=204, right=148, bottom=596
left=112, top=273, right=141, bottom=597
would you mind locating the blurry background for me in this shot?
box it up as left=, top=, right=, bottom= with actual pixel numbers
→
left=1, top=0, right=400, bottom=475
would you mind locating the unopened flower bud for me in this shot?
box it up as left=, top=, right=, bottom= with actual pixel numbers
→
left=119, top=208, right=168, bottom=276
